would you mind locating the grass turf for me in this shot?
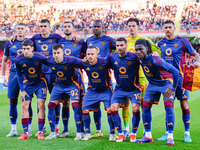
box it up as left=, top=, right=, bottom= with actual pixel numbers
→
left=0, top=90, right=200, bottom=150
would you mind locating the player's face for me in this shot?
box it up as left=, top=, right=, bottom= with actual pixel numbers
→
left=23, top=45, right=34, bottom=58
left=53, top=48, right=64, bottom=62
left=39, top=22, right=50, bottom=35
left=163, top=23, right=175, bottom=37
left=16, top=25, right=27, bottom=37
left=86, top=48, right=98, bottom=64
left=116, top=41, right=127, bottom=55
left=127, top=22, right=138, bottom=35
left=92, top=22, right=102, bottom=35
left=135, top=44, right=148, bottom=60
left=63, top=23, right=73, bottom=36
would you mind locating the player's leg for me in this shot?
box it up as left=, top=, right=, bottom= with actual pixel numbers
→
left=59, top=98, right=70, bottom=138
left=28, top=102, right=33, bottom=136
left=92, top=106, right=103, bottom=137
left=122, top=98, right=130, bottom=138
left=107, top=108, right=117, bottom=141
left=82, top=109, right=91, bottom=141
left=55, top=102, right=61, bottom=135
left=17, top=98, right=31, bottom=140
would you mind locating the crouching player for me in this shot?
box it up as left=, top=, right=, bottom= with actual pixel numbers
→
left=107, top=37, right=142, bottom=142
left=15, top=39, right=48, bottom=140
left=45, top=44, right=83, bottom=140
left=134, top=39, right=179, bottom=145
left=79, top=46, right=116, bottom=141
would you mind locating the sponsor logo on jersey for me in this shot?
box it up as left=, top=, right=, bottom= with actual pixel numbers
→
left=41, top=44, right=48, bottom=51
left=17, top=49, right=23, bottom=55
left=144, top=66, right=150, bottom=73
left=119, top=67, right=126, bottom=74
left=64, top=49, right=71, bottom=55
left=57, top=71, right=64, bottom=77
left=166, top=48, right=172, bottom=55
left=28, top=67, right=35, bottom=74
left=182, top=95, right=187, bottom=99
left=91, top=72, right=99, bottom=78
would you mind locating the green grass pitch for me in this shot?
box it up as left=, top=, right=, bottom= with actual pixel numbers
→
left=0, top=90, right=200, bottom=150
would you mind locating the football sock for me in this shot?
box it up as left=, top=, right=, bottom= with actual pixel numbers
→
left=145, top=131, right=152, bottom=138
left=28, top=103, right=33, bottom=128
left=11, top=124, right=16, bottom=131
left=62, top=107, right=70, bottom=132
left=48, top=102, right=56, bottom=132
left=38, top=119, right=45, bottom=132
left=22, top=118, right=29, bottom=133
left=132, top=111, right=140, bottom=134
left=10, top=99, right=18, bottom=125
left=55, top=103, right=61, bottom=128
left=164, top=101, right=175, bottom=135
left=122, top=106, right=130, bottom=130
left=93, top=107, right=101, bottom=131
left=182, top=108, right=190, bottom=132
left=111, top=111, right=123, bottom=134
left=143, top=101, right=152, bottom=134
left=72, top=102, right=82, bottom=133
left=168, top=133, right=173, bottom=139
left=107, top=112, right=115, bottom=134
left=82, top=112, right=91, bottom=134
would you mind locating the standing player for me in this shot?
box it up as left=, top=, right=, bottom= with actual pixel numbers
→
left=157, top=20, right=200, bottom=143
left=15, top=39, right=48, bottom=140
left=122, top=18, right=161, bottom=137
left=1, top=23, right=33, bottom=137
left=78, top=46, right=116, bottom=141
left=45, top=44, right=83, bottom=140
left=134, top=39, right=179, bottom=145
left=108, top=37, right=141, bottom=142
left=58, top=21, right=86, bottom=137
left=86, top=20, right=116, bottom=137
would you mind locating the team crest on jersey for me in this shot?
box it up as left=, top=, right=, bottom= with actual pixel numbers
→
left=127, top=61, right=132, bottom=65
left=52, top=67, right=55, bottom=70
left=101, top=42, right=105, bottom=46
left=63, top=66, right=68, bottom=70
left=114, top=61, right=118, bottom=65
left=73, top=44, right=77, bottom=48
left=89, top=43, right=92, bottom=46
left=98, top=66, right=103, bottom=70
left=148, top=62, right=152, bottom=67
left=34, top=62, right=39, bottom=66
left=37, top=40, right=41, bottom=43
left=86, top=67, right=90, bottom=71
left=174, top=43, right=178, bottom=47
left=49, top=39, right=53, bottom=43
left=163, top=43, right=166, bottom=46
left=22, top=64, right=27, bottom=67
left=12, top=45, right=16, bottom=48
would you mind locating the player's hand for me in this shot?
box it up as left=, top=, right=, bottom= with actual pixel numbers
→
left=152, top=51, right=159, bottom=57
left=72, top=36, right=81, bottom=43
left=20, top=91, right=29, bottom=102
left=3, top=79, right=8, bottom=87
left=82, top=56, right=88, bottom=63
left=191, top=62, right=200, bottom=68
left=164, top=88, right=175, bottom=98
left=9, top=34, right=17, bottom=44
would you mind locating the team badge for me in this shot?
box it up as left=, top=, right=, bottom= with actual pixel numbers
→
left=49, top=39, right=53, bottom=43
left=73, top=44, right=77, bottom=48
left=63, top=66, right=68, bottom=70
left=174, top=43, right=178, bottom=47
left=99, top=66, right=103, bottom=70
left=127, top=61, right=132, bottom=65
left=34, top=62, right=39, bottom=66
left=148, top=62, right=152, bottom=67
left=101, top=42, right=105, bottom=46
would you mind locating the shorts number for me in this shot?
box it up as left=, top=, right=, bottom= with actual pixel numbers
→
left=134, top=93, right=141, bottom=100
left=42, top=88, right=47, bottom=95
left=70, top=89, right=79, bottom=96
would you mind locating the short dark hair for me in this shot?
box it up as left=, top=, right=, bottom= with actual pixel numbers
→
left=87, top=46, right=98, bottom=51
left=116, top=37, right=127, bottom=44
left=64, top=21, right=74, bottom=27
left=127, top=18, right=139, bottom=26
left=135, top=39, right=152, bottom=54
left=164, top=20, right=175, bottom=25
left=22, top=39, right=34, bottom=47
left=93, top=20, right=103, bottom=25
left=40, top=19, right=50, bottom=25
left=52, top=44, right=63, bottom=50
left=17, top=23, right=26, bottom=27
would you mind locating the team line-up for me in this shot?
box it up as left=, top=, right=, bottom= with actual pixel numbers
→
left=1, top=18, right=200, bottom=146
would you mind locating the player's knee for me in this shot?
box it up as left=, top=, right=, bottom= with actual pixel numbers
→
left=132, top=104, right=140, bottom=112
left=38, top=102, right=45, bottom=110
left=22, top=101, right=30, bottom=110
left=107, top=108, right=111, bottom=113
left=83, top=109, right=89, bottom=114
left=164, top=101, right=173, bottom=108
left=124, top=98, right=130, bottom=107
left=180, top=100, right=189, bottom=110
left=111, top=104, right=119, bottom=112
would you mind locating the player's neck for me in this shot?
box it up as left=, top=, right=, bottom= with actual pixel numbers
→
left=16, top=36, right=25, bottom=41
left=65, top=35, right=73, bottom=40
left=119, top=52, right=126, bottom=58
left=129, top=32, right=138, bottom=38
left=41, top=33, right=50, bottom=38
left=55, top=57, right=63, bottom=63
left=94, top=34, right=102, bottom=39
left=167, top=34, right=176, bottom=40
left=26, top=53, right=34, bottom=59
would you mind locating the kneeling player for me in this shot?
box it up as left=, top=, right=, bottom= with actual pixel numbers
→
left=79, top=46, right=116, bottom=141
left=134, top=39, right=179, bottom=145
left=45, top=44, right=83, bottom=140
left=15, top=39, right=48, bottom=140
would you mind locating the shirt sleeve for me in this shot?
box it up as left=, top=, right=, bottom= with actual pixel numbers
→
left=80, top=40, right=87, bottom=58
left=181, top=38, right=195, bottom=54
left=3, top=41, right=10, bottom=57
left=14, top=60, right=24, bottom=91
left=108, top=37, right=116, bottom=52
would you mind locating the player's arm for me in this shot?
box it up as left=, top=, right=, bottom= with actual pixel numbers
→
left=108, top=37, right=116, bottom=52
left=14, top=61, right=24, bottom=92
left=147, top=38, right=161, bottom=56
left=191, top=51, right=200, bottom=67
